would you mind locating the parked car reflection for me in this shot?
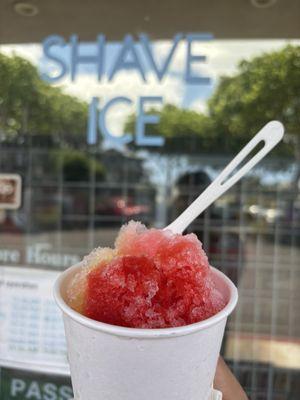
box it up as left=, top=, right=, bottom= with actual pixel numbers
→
left=94, top=187, right=155, bottom=226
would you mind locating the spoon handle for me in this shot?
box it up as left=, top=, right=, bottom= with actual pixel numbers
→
left=166, top=120, right=284, bottom=234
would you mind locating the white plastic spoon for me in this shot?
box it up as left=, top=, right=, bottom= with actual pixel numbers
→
left=165, top=120, right=284, bottom=234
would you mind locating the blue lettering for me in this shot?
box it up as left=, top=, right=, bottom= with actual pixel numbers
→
left=140, top=33, right=183, bottom=81
left=70, top=34, right=105, bottom=81
left=136, top=97, right=164, bottom=146
left=185, top=33, right=212, bottom=84
left=41, top=35, right=68, bottom=82
left=99, top=97, right=133, bottom=144
left=109, top=35, right=145, bottom=82
left=87, top=97, right=99, bottom=145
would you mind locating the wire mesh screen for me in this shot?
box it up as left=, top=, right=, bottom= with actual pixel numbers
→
left=0, top=145, right=299, bottom=399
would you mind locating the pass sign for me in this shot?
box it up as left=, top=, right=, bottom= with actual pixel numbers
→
left=0, top=174, right=22, bottom=210
left=0, top=367, right=73, bottom=400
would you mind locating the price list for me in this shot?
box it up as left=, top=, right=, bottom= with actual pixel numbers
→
left=0, top=266, right=68, bottom=371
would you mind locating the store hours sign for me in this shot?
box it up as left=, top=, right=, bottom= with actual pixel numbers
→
left=41, top=33, right=212, bottom=146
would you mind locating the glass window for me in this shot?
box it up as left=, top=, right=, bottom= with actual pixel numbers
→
left=0, top=1, right=300, bottom=398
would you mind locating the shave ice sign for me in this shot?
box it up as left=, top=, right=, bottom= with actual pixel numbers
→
left=41, top=33, right=212, bottom=147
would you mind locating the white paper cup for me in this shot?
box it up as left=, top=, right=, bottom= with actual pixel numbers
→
left=54, top=264, right=237, bottom=400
